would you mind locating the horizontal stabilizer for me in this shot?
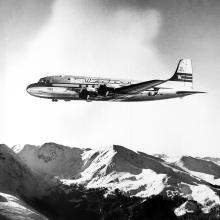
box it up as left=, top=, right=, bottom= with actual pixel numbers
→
left=176, top=91, right=206, bottom=95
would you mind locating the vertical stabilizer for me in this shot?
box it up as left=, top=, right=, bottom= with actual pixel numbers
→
left=169, top=59, right=193, bottom=88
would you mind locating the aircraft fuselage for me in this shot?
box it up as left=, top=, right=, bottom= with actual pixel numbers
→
left=27, top=75, right=193, bottom=102
left=27, top=59, right=204, bottom=102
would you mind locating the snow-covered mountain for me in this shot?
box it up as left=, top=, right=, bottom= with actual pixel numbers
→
left=154, top=154, right=220, bottom=187
left=1, top=143, right=220, bottom=219
left=0, top=192, right=48, bottom=220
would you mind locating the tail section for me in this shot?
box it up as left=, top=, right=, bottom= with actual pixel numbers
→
left=169, top=59, right=193, bottom=87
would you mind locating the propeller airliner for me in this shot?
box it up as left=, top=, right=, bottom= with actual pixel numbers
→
left=27, top=59, right=204, bottom=102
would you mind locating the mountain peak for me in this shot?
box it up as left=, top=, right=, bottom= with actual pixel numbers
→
left=112, top=144, right=130, bottom=151
left=17, top=143, right=84, bottom=178
left=1, top=143, right=220, bottom=219
left=38, top=142, right=73, bottom=162
left=41, top=142, right=69, bottom=150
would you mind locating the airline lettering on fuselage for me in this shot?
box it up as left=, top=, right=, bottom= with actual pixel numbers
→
left=84, top=78, right=131, bottom=85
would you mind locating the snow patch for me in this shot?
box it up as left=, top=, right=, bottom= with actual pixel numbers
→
left=164, top=155, right=184, bottom=163
left=190, top=185, right=220, bottom=213
left=12, top=145, right=25, bottom=153
left=62, top=146, right=117, bottom=185
left=174, top=201, right=194, bottom=216
left=62, top=169, right=167, bottom=198
left=189, top=170, right=220, bottom=186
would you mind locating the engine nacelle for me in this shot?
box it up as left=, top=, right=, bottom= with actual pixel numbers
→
left=79, top=89, right=89, bottom=100
left=97, top=84, right=114, bottom=96
left=79, top=89, right=97, bottom=100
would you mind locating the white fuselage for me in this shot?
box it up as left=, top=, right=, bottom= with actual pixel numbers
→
left=26, top=75, right=194, bottom=102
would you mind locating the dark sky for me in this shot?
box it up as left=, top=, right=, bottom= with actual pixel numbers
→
left=79, top=0, right=220, bottom=58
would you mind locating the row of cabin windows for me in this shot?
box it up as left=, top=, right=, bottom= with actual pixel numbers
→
left=39, top=78, right=71, bottom=83
left=39, top=78, right=96, bottom=88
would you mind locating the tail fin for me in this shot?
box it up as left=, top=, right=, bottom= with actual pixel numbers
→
left=169, top=59, right=193, bottom=87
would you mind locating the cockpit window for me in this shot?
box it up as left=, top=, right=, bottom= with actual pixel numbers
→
left=38, top=78, right=50, bottom=84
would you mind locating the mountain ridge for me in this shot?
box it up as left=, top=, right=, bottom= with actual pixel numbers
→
left=1, top=143, right=220, bottom=219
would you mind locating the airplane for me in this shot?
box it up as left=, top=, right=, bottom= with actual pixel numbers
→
left=26, top=59, right=205, bottom=102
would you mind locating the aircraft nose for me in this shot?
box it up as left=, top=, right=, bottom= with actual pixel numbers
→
left=26, top=83, right=39, bottom=94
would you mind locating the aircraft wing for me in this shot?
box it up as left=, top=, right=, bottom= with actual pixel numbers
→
left=114, top=79, right=166, bottom=94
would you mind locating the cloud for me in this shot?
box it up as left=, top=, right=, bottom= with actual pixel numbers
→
left=2, top=0, right=220, bottom=157
left=3, top=0, right=164, bottom=148
left=0, top=0, right=54, bottom=98
left=23, top=0, right=163, bottom=78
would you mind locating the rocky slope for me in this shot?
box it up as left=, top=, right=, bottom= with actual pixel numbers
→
left=0, top=192, right=48, bottom=220
left=0, top=144, right=60, bottom=197
left=0, top=144, right=59, bottom=220
left=14, top=143, right=84, bottom=178
left=0, top=143, right=220, bottom=219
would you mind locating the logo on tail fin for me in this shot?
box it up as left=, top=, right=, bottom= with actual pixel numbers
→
left=170, top=59, right=193, bottom=83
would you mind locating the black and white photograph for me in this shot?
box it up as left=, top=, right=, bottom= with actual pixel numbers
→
left=1, top=0, right=220, bottom=219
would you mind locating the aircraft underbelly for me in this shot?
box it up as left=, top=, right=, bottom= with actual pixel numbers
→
left=116, top=93, right=178, bottom=102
